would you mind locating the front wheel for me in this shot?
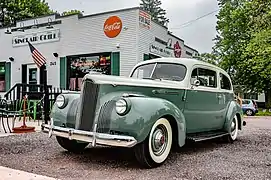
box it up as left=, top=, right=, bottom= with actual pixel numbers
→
left=56, top=136, right=89, bottom=153
left=134, top=118, right=173, bottom=168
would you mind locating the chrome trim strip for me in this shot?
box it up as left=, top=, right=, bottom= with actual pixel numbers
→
left=41, top=124, right=137, bottom=148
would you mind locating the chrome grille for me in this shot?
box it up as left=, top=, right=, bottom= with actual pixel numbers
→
left=76, top=80, right=99, bottom=131
left=97, top=100, right=116, bottom=133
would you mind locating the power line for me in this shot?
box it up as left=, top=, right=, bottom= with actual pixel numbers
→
left=170, top=9, right=219, bottom=30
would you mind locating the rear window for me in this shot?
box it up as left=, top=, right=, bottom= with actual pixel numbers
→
left=242, top=100, right=251, bottom=104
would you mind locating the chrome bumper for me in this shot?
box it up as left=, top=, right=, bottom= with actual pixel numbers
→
left=41, top=124, right=137, bottom=148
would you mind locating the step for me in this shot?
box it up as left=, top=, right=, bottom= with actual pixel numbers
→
left=186, top=131, right=229, bottom=142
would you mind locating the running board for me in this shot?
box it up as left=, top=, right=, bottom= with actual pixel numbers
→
left=186, top=131, right=229, bottom=142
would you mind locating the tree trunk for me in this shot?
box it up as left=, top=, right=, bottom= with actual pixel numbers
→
left=264, top=90, right=271, bottom=109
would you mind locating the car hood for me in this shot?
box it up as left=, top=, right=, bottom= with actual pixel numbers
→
left=83, top=74, right=188, bottom=90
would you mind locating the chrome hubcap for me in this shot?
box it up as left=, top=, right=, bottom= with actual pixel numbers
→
left=151, top=125, right=167, bottom=156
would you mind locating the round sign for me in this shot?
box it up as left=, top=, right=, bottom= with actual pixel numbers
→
left=174, top=41, right=182, bottom=58
left=103, top=16, right=122, bottom=38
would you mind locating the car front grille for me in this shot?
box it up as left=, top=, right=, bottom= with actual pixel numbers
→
left=76, top=79, right=99, bottom=131
left=96, top=100, right=116, bottom=133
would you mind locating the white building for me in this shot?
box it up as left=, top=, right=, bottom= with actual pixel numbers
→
left=0, top=7, right=199, bottom=95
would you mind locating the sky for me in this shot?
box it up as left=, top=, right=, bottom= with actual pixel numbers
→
left=45, top=0, right=219, bottom=54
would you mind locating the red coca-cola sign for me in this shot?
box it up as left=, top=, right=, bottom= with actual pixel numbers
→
left=174, top=41, right=182, bottom=58
left=104, top=16, right=122, bottom=38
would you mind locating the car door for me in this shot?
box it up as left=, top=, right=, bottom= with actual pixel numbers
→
left=183, top=66, right=222, bottom=133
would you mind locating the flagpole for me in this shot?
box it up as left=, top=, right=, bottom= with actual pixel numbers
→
left=43, top=63, right=49, bottom=124
left=26, top=40, right=49, bottom=124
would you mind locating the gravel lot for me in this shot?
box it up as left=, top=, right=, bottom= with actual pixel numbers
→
left=0, top=117, right=270, bottom=180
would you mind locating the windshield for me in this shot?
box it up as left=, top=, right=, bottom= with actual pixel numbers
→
left=131, top=63, right=187, bottom=81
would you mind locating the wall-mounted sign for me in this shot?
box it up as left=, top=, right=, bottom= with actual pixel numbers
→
left=50, top=62, right=56, bottom=66
left=104, top=16, right=122, bottom=38
left=12, top=29, right=60, bottom=47
left=174, top=41, right=182, bottom=58
left=149, top=42, right=174, bottom=57
left=139, top=10, right=151, bottom=29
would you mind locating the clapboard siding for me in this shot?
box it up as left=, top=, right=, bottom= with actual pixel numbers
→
left=58, top=9, right=138, bottom=77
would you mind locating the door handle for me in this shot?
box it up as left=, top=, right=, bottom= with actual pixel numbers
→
left=217, top=94, right=222, bottom=99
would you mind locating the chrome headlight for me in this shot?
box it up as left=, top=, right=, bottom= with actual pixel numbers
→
left=115, top=98, right=131, bottom=115
left=55, top=95, right=66, bottom=108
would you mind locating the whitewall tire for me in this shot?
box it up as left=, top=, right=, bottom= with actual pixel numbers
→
left=134, top=118, right=173, bottom=168
left=224, top=115, right=239, bottom=143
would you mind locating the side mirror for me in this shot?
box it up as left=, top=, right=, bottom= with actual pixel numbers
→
left=191, top=79, right=200, bottom=89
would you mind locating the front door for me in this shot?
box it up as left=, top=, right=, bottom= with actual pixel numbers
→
left=27, top=64, right=39, bottom=92
left=184, top=66, right=222, bottom=133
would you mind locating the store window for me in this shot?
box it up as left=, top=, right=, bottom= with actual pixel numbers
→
left=67, top=53, right=111, bottom=91
left=0, top=63, right=5, bottom=92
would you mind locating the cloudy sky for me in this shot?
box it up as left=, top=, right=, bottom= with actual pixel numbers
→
left=45, top=0, right=219, bottom=54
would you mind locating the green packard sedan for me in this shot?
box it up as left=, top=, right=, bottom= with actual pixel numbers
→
left=41, top=58, right=246, bottom=168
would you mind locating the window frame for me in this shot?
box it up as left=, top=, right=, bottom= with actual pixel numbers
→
left=219, top=72, right=233, bottom=91
left=130, top=62, right=187, bottom=82
left=190, top=65, right=218, bottom=89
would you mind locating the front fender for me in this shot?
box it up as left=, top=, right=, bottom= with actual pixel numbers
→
left=50, top=93, right=80, bottom=128
left=223, top=100, right=243, bottom=131
left=110, top=97, right=186, bottom=147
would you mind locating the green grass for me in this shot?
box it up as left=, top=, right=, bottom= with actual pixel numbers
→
left=255, top=108, right=271, bottom=116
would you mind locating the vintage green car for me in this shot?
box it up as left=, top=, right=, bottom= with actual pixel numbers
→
left=41, top=58, right=246, bottom=168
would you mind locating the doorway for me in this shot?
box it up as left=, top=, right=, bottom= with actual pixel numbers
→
left=25, top=64, right=39, bottom=92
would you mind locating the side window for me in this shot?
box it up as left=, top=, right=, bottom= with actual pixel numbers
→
left=220, top=73, right=232, bottom=90
left=191, top=68, right=217, bottom=88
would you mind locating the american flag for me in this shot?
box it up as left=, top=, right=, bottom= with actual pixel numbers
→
left=27, top=41, right=46, bottom=68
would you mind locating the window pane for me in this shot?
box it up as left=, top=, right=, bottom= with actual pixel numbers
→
left=194, top=68, right=217, bottom=88
left=220, top=73, right=232, bottom=90
left=0, top=63, right=5, bottom=92
left=131, top=63, right=155, bottom=79
left=152, top=63, right=187, bottom=81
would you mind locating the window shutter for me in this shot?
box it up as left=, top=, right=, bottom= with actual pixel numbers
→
left=60, top=57, right=67, bottom=89
left=5, top=62, right=11, bottom=91
left=111, top=52, right=120, bottom=76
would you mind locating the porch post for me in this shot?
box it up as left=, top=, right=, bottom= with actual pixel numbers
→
left=43, top=64, right=49, bottom=124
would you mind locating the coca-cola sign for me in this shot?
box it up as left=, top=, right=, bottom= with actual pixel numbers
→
left=103, top=16, right=122, bottom=38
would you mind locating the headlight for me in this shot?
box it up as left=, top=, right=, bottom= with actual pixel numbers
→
left=55, top=95, right=66, bottom=108
left=115, top=98, right=131, bottom=115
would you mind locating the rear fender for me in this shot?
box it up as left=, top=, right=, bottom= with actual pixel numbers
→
left=223, top=100, right=243, bottom=131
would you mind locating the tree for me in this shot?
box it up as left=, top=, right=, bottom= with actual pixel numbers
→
left=0, top=0, right=52, bottom=27
left=214, top=0, right=251, bottom=77
left=61, top=10, right=82, bottom=16
left=194, top=52, right=219, bottom=65
left=240, top=29, right=271, bottom=107
left=214, top=0, right=271, bottom=108
left=140, top=0, right=169, bottom=26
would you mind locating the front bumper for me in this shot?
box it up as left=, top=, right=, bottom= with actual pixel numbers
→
left=41, top=124, right=137, bottom=148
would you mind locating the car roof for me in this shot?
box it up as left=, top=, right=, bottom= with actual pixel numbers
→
left=132, top=57, right=229, bottom=76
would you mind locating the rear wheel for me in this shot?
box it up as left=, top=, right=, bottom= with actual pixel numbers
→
left=224, top=115, right=239, bottom=143
left=134, top=118, right=172, bottom=168
left=56, top=136, right=89, bottom=153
